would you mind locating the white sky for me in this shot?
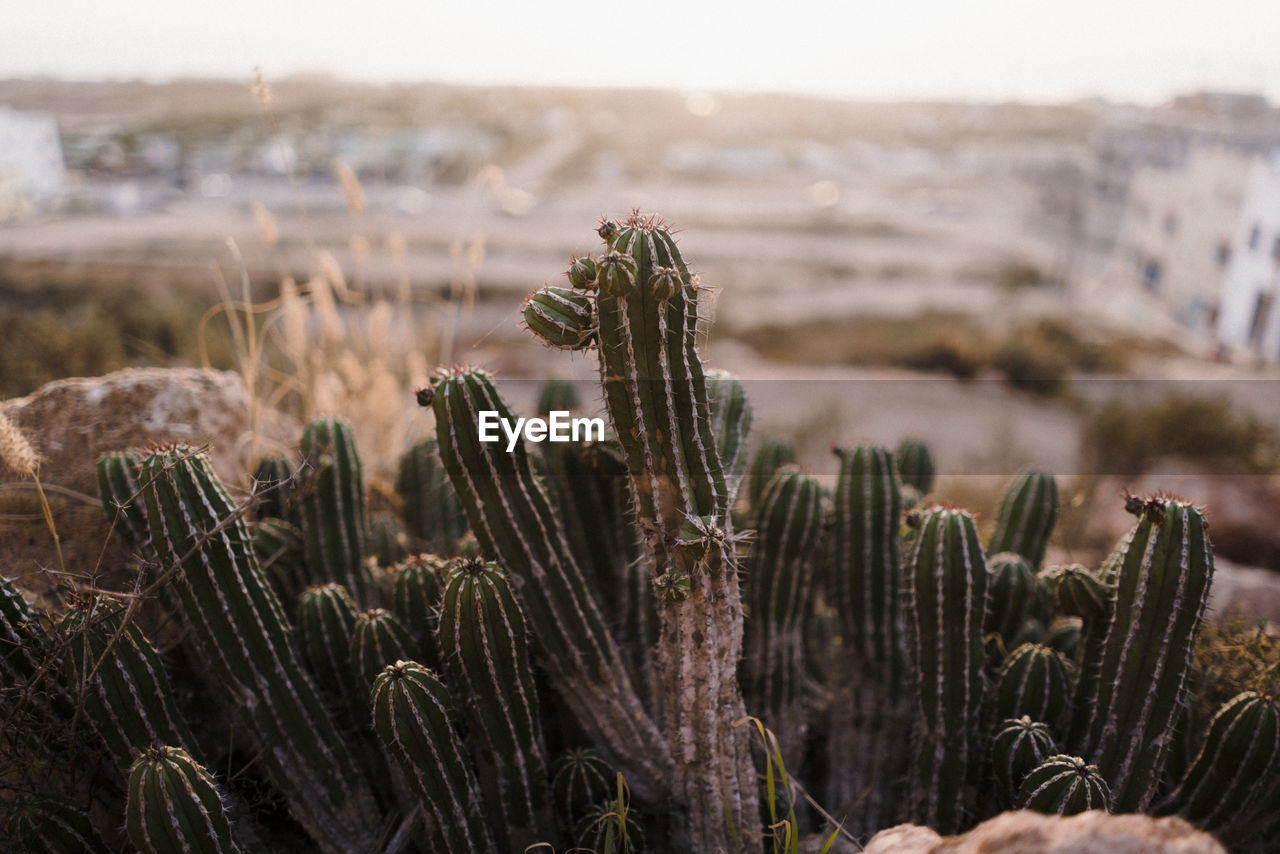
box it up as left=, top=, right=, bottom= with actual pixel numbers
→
left=3, top=1, right=1278, bottom=104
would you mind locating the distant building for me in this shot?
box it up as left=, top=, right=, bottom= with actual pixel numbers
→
left=0, top=108, right=66, bottom=220
left=1218, top=157, right=1280, bottom=360
left=1092, top=147, right=1254, bottom=339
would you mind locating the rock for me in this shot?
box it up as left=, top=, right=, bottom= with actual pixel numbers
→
left=1208, top=555, right=1280, bottom=626
left=864, top=811, right=1226, bottom=854
left=0, top=367, right=299, bottom=604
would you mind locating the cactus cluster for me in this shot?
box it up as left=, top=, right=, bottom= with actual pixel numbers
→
left=2, top=213, right=1278, bottom=854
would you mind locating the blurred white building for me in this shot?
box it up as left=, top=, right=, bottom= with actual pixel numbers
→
left=1218, top=158, right=1280, bottom=361
left=0, top=107, right=66, bottom=221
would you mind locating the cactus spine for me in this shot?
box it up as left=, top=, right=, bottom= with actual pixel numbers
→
left=299, top=418, right=369, bottom=603
left=988, top=470, right=1059, bottom=568
left=1079, top=497, right=1213, bottom=812
left=126, top=745, right=246, bottom=854
left=1017, top=754, right=1111, bottom=815
left=371, top=660, right=494, bottom=852
left=907, top=507, right=988, bottom=834
left=138, top=446, right=378, bottom=853
left=438, top=559, right=555, bottom=848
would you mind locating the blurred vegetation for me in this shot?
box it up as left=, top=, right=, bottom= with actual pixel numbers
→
left=735, top=313, right=1133, bottom=394
left=1194, top=617, right=1280, bottom=720
left=0, top=268, right=237, bottom=399
left=1081, top=394, right=1280, bottom=476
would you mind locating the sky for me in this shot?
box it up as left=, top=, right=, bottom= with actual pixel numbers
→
left=3, top=0, right=1278, bottom=104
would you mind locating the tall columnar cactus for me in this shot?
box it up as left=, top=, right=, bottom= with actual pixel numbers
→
left=991, top=716, right=1058, bottom=807
left=984, top=552, right=1037, bottom=646
left=894, top=438, right=935, bottom=497
left=253, top=518, right=309, bottom=605
left=987, top=469, right=1059, bottom=569
left=299, top=418, right=369, bottom=604
left=746, top=438, right=797, bottom=512
left=371, top=660, right=494, bottom=852
left=742, top=468, right=823, bottom=761
left=390, top=553, right=447, bottom=667
left=1160, top=691, right=1280, bottom=835
left=4, top=797, right=114, bottom=854
left=138, top=445, right=379, bottom=853
left=1078, top=496, right=1213, bottom=813
left=437, top=559, right=555, bottom=849
left=907, top=507, right=988, bottom=834
left=126, top=745, right=247, bottom=854
left=59, top=603, right=202, bottom=771
left=395, top=439, right=468, bottom=555
left=251, top=456, right=298, bottom=524
left=1016, top=754, right=1111, bottom=816
left=427, top=366, right=670, bottom=800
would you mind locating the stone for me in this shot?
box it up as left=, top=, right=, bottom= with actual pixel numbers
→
left=863, top=811, right=1226, bottom=854
left=0, top=367, right=299, bottom=604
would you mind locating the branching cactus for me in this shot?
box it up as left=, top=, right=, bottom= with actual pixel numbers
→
left=138, top=445, right=380, bottom=854
left=299, top=418, right=370, bottom=604
left=1078, top=496, right=1213, bottom=813
left=126, top=745, right=247, bottom=854
left=742, top=467, right=823, bottom=763
left=987, top=469, right=1059, bottom=569
left=907, top=506, right=988, bottom=834
left=371, top=660, right=494, bottom=852
left=516, top=211, right=758, bottom=849
left=437, top=558, right=556, bottom=849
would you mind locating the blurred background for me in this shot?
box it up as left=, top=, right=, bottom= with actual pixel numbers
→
left=3, top=1, right=1280, bottom=574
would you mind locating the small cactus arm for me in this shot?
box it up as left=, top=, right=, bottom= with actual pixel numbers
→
left=371, top=660, right=494, bottom=852
left=895, top=438, right=935, bottom=496
left=907, top=506, right=989, bottom=834
left=705, top=368, right=753, bottom=506
left=522, top=285, right=597, bottom=350
left=250, top=456, right=298, bottom=524
left=138, top=446, right=380, bottom=854
left=988, top=469, right=1059, bottom=569
left=984, top=552, right=1037, bottom=647
left=126, top=745, right=247, bottom=854
left=437, top=559, right=556, bottom=849
left=296, top=583, right=361, bottom=714
left=299, top=418, right=370, bottom=604
left=1078, top=496, right=1213, bottom=813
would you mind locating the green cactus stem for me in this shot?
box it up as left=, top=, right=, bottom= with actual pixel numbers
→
left=395, top=439, right=468, bottom=555
left=390, top=553, right=447, bottom=668
left=5, top=796, right=114, bottom=854
left=429, top=365, right=670, bottom=800
left=438, top=559, right=555, bottom=849
left=745, top=439, right=797, bottom=513
left=97, top=450, right=153, bottom=553
left=992, top=716, right=1058, bottom=808
left=296, top=583, right=361, bottom=712
left=253, top=518, right=309, bottom=607
left=1079, top=496, right=1214, bottom=813
left=995, top=642, right=1074, bottom=729
left=299, top=418, right=370, bottom=604
left=139, top=446, right=379, bottom=853
left=907, top=506, right=989, bottom=834
left=523, top=286, right=598, bottom=350
left=126, top=745, right=247, bottom=854
left=552, top=747, right=616, bottom=828
left=988, top=470, right=1059, bottom=569
left=352, top=607, right=421, bottom=690
left=371, top=660, right=494, bottom=852
left=895, top=438, right=935, bottom=496
left=251, top=456, right=298, bottom=523
left=705, top=369, right=752, bottom=505
left=1160, top=691, right=1280, bottom=835
left=985, top=552, right=1037, bottom=647
left=60, top=602, right=203, bottom=771
left=1017, top=754, right=1111, bottom=816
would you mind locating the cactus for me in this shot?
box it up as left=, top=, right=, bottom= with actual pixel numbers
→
left=985, top=552, right=1036, bottom=646
left=395, top=439, right=468, bottom=555
left=352, top=607, right=420, bottom=689
left=97, top=450, right=153, bottom=553
left=371, top=660, right=494, bottom=852
left=742, top=467, right=823, bottom=762
left=138, top=445, right=379, bottom=853
left=437, top=558, right=555, bottom=849
left=299, top=418, right=370, bottom=603
left=894, top=438, right=935, bottom=496
left=4, top=796, right=114, bottom=854
left=705, top=369, right=753, bottom=505
left=126, top=745, right=246, bottom=854
left=253, top=518, right=309, bottom=605
left=1160, top=691, right=1280, bottom=835
left=552, top=747, right=616, bottom=827
left=746, top=438, right=797, bottom=512
left=59, top=602, right=202, bottom=771
left=522, top=285, right=598, bottom=350
left=907, top=506, right=988, bottom=834
left=251, top=456, right=298, bottom=523
left=428, top=366, right=670, bottom=799
left=988, top=470, right=1058, bottom=569
left=1078, top=496, right=1213, bottom=813
left=296, top=583, right=360, bottom=711
left=991, top=716, right=1058, bottom=807
left=1017, top=754, right=1111, bottom=816
left=536, top=376, right=582, bottom=414
left=994, top=642, right=1073, bottom=729
left=390, top=553, right=447, bottom=667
